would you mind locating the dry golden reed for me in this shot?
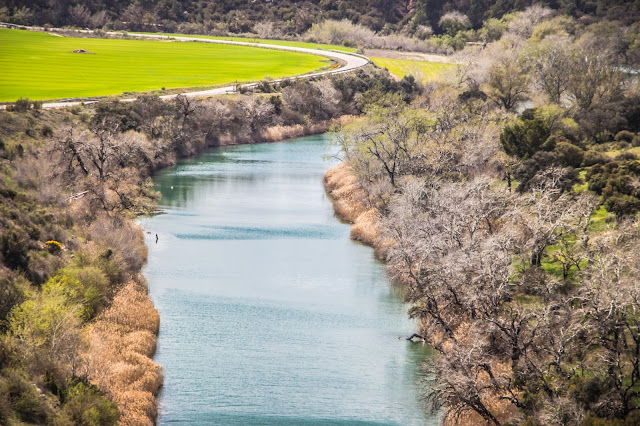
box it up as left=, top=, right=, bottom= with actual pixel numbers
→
left=324, top=163, right=382, bottom=246
left=85, top=280, right=162, bottom=425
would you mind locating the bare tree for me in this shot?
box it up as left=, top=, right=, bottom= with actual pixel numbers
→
left=338, top=103, right=429, bottom=186
left=567, top=35, right=624, bottom=111
left=531, top=36, right=573, bottom=105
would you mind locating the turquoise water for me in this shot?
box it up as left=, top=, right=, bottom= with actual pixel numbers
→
left=139, top=135, right=435, bottom=425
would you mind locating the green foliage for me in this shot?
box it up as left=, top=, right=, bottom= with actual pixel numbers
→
left=0, top=278, right=25, bottom=331
left=57, top=266, right=109, bottom=320
left=604, top=194, right=640, bottom=217
left=0, top=368, right=50, bottom=424
left=478, top=17, right=507, bottom=42
left=54, top=380, right=118, bottom=426
left=615, top=130, right=635, bottom=143
left=587, top=160, right=640, bottom=217
left=529, top=16, right=572, bottom=42
left=500, top=108, right=553, bottom=159
left=8, top=275, right=83, bottom=364
left=582, top=149, right=609, bottom=167
left=513, top=151, right=580, bottom=193
left=554, top=141, right=585, bottom=168
left=438, top=11, right=471, bottom=37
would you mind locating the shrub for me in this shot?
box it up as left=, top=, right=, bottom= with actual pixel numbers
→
left=587, top=161, right=640, bottom=217
left=58, top=266, right=110, bottom=319
left=615, top=130, right=634, bottom=143
left=438, top=11, right=471, bottom=36
left=0, top=278, right=25, bottom=329
left=0, top=229, right=30, bottom=271
left=46, top=240, right=62, bottom=254
left=581, top=150, right=609, bottom=167
left=41, top=125, right=53, bottom=137
left=500, top=109, right=554, bottom=159
left=13, top=98, right=31, bottom=113
left=605, top=194, right=640, bottom=217
left=0, top=368, right=49, bottom=423
left=55, top=380, right=118, bottom=426
left=614, top=152, right=638, bottom=161
left=554, top=141, right=584, bottom=168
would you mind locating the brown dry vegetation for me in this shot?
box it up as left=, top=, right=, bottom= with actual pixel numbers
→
left=85, top=280, right=162, bottom=425
left=324, top=162, right=381, bottom=247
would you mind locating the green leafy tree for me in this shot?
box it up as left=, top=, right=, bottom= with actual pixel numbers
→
left=500, top=109, right=553, bottom=159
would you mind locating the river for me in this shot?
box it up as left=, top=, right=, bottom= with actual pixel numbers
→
left=139, top=134, right=436, bottom=425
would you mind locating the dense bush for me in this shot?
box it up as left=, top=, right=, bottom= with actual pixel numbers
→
left=55, top=380, right=118, bottom=426
left=587, top=160, right=640, bottom=216
left=500, top=108, right=553, bottom=159
left=0, top=278, right=25, bottom=330
left=0, top=368, right=50, bottom=424
left=0, top=229, right=30, bottom=271
left=554, top=141, right=584, bottom=168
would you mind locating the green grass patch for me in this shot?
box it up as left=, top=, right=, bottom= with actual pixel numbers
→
left=573, top=169, right=589, bottom=193
left=136, top=32, right=358, bottom=53
left=588, top=205, right=616, bottom=233
left=0, top=29, right=328, bottom=102
left=370, top=57, right=455, bottom=82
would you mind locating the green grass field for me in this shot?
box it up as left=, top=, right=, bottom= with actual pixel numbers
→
left=0, top=29, right=328, bottom=102
left=370, top=57, right=455, bottom=83
left=137, top=32, right=358, bottom=53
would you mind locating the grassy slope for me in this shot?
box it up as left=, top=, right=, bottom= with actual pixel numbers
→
left=0, top=29, right=327, bottom=102
left=370, top=57, right=455, bottom=82
left=137, top=32, right=358, bottom=53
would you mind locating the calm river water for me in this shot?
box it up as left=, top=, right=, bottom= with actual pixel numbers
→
left=139, top=134, right=436, bottom=425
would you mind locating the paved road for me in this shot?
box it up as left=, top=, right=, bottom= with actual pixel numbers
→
left=1, top=28, right=370, bottom=110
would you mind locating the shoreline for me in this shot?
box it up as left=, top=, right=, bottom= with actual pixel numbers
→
left=131, top=117, right=355, bottom=423
left=323, top=162, right=384, bottom=256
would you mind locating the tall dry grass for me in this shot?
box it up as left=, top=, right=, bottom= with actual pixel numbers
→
left=83, top=280, right=162, bottom=426
left=324, top=163, right=381, bottom=247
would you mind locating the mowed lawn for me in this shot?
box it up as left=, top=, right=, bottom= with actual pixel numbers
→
left=371, top=57, right=455, bottom=83
left=0, top=29, right=328, bottom=102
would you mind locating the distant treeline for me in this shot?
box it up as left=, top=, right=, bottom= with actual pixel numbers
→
left=1, top=0, right=639, bottom=36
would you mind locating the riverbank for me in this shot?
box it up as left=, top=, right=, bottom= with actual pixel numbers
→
left=140, top=134, right=433, bottom=425
left=88, top=117, right=355, bottom=424
left=324, top=162, right=382, bottom=249
left=324, top=163, right=517, bottom=426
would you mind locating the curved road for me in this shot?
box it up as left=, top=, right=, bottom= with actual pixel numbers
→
left=2, top=28, right=370, bottom=110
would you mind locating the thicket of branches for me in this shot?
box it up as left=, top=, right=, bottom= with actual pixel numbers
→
left=334, top=7, right=640, bottom=425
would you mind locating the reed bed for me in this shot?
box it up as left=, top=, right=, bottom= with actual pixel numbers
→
left=84, top=280, right=162, bottom=426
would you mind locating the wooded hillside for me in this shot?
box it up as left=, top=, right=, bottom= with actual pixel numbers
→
left=2, top=0, right=639, bottom=36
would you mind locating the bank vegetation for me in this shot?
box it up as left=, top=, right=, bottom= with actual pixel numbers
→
left=327, top=6, right=640, bottom=425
